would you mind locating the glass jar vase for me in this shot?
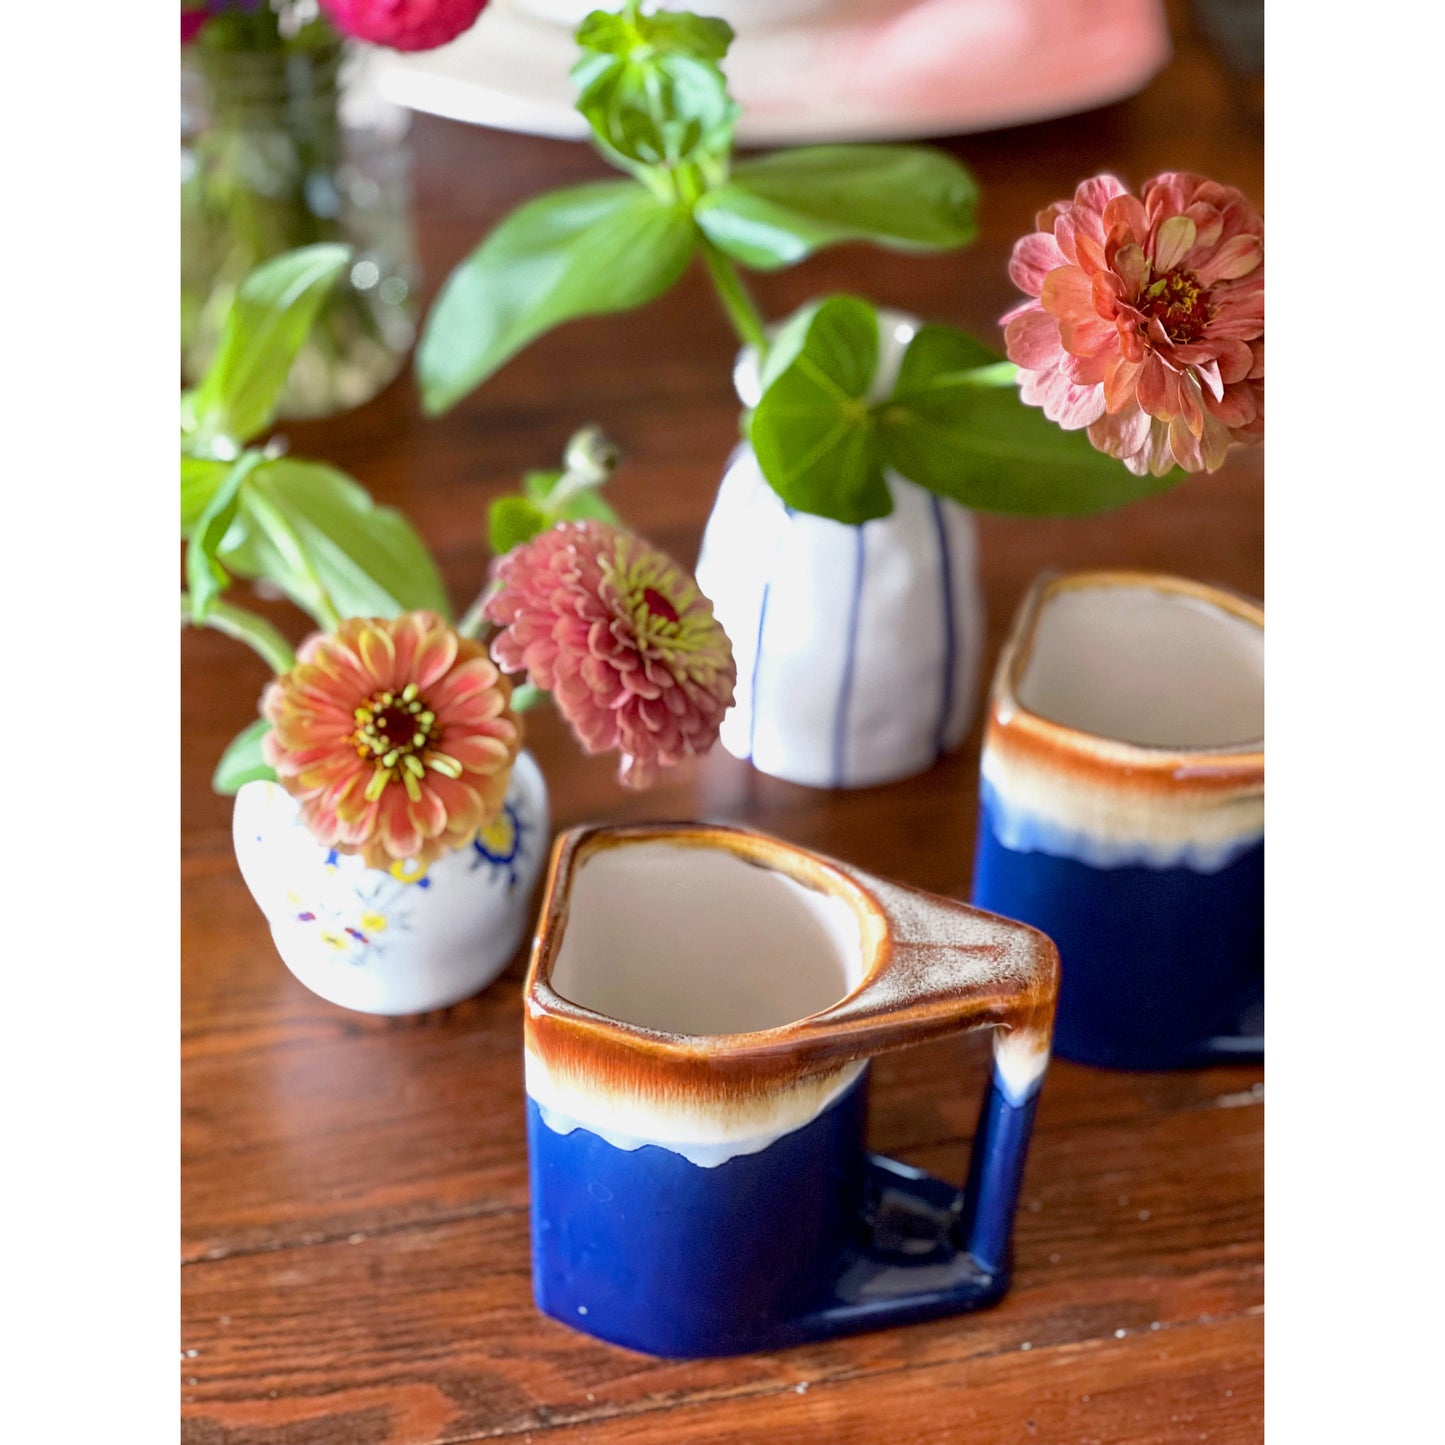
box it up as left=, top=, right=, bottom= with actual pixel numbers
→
left=181, top=28, right=419, bottom=419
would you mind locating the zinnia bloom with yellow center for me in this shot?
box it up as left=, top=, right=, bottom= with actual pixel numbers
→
left=261, top=611, right=520, bottom=869
left=1002, top=171, right=1264, bottom=476
left=484, top=521, right=736, bottom=787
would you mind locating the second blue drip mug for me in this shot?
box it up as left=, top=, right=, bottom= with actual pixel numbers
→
left=972, top=570, right=1264, bottom=1070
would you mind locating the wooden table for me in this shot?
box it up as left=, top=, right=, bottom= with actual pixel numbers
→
left=181, top=4, right=1264, bottom=1438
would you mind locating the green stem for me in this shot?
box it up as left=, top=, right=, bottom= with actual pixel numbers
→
left=699, top=238, right=769, bottom=355
left=182, top=594, right=297, bottom=675
left=236, top=486, right=344, bottom=631
left=457, top=590, right=494, bottom=642
left=510, top=682, right=547, bottom=714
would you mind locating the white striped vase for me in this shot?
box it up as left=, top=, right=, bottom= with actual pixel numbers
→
left=695, top=313, right=985, bottom=789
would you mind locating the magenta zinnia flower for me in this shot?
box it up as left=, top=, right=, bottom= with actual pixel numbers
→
left=1002, top=172, right=1264, bottom=476
left=317, top=0, right=489, bottom=52
left=261, top=612, right=520, bottom=869
left=484, top=521, right=736, bottom=788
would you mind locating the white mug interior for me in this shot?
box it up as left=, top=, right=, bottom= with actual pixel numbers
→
left=1017, top=584, right=1263, bottom=750
left=551, top=841, right=865, bottom=1035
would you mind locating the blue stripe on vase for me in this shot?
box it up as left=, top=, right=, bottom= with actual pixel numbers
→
left=832, top=525, right=867, bottom=787
left=929, top=495, right=957, bottom=760
left=746, top=578, right=771, bottom=764
left=747, top=506, right=795, bottom=763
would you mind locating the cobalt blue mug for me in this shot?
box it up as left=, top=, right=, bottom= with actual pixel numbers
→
left=522, top=822, right=1058, bottom=1358
left=971, top=571, right=1264, bottom=1071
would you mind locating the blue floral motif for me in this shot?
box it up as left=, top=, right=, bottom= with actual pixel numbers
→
left=470, top=803, right=528, bottom=891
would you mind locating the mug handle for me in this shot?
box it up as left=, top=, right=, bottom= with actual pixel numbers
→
left=777, top=863, right=1059, bottom=1335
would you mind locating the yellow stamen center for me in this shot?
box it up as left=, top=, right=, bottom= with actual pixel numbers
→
left=352, top=683, right=458, bottom=803
left=1138, top=268, right=1211, bottom=345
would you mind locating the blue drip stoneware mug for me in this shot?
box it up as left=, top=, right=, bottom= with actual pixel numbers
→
left=522, top=822, right=1058, bottom=1358
left=971, top=571, right=1263, bottom=1070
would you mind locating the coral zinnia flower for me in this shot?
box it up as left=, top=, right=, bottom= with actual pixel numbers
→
left=484, top=521, right=736, bottom=788
left=318, top=0, right=489, bottom=52
left=261, top=612, right=520, bottom=869
left=1002, top=172, right=1264, bottom=476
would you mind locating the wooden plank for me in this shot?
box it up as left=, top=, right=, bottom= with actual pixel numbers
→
left=181, top=1091, right=1261, bottom=1441
left=510, top=1314, right=1265, bottom=1445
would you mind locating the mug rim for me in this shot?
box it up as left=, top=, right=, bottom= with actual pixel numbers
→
left=992, top=569, right=1264, bottom=786
left=525, top=822, right=890, bottom=1056
left=523, top=823, right=1057, bottom=1106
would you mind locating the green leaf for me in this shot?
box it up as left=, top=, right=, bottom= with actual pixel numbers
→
left=509, top=682, right=547, bottom=714
left=187, top=244, right=351, bottom=447
left=573, top=50, right=738, bottom=168
left=181, top=454, right=235, bottom=537
left=522, top=468, right=565, bottom=503
left=186, top=450, right=267, bottom=623
left=753, top=297, right=826, bottom=395
left=575, top=9, right=733, bottom=60
left=212, top=719, right=277, bottom=795
left=574, top=10, right=636, bottom=54
left=877, top=325, right=1182, bottom=515
left=555, top=489, right=620, bottom=526
left=694, top=146, right=978, bottom=271
left=417, top=182, right=696, bottom=413
left=521, top=462, right=621, bottom=527
left=499, top=476, right=619, bottom=556
left=892, top=323, right=1004, bottom=384
left=490, top=496, right=552, bottom=555
left=572, top=8, right=736, bottom=166
left=644, top=11, right=734, bottom=58
left=748, top=296, right=892, bottom=524
left=179, top=390, right=204, bottom=442
left=221, top=458, right=453, bottom=624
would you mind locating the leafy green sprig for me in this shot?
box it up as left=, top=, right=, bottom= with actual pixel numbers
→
left=182, top=245, right=633, bottom=791
left=416, top=4, right=1178, bottom=522
left=413, top=5, right=977, bottom=423
left=182, top=245, right=451, bottom=641
left=182, top=245, right=453, bottom=790
left=750, top=297, right=1179, bottom=523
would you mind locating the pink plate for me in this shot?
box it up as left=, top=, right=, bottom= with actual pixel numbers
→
left=373, top=0, right=1173, bottom=145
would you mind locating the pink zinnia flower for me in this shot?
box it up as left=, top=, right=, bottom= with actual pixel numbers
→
left=484, top=521, right=736, bottom=788
left=318, top=0, right=489, bottom=52
left=1002, top=172, right=1264, bottom=476
left=261, top=612, right=520, bottom=869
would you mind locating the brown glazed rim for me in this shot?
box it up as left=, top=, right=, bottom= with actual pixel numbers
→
left=988, top=570, right=1265, bottom=793
left=523, top=823, right=1058, bottom=1103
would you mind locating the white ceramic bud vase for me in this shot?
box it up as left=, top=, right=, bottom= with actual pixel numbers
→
left=232, top=751, right=550, bottom=1015
left=695, top=311, right=985, bottom=790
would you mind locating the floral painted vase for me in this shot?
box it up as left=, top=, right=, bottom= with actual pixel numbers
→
left=232, top=751, right=549, bottom=1014
left=694, top=311, right=985, bottom=790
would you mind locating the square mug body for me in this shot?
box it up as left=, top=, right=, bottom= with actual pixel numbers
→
left=524, top=824, right=1059, bottom=1356
left=972, top=572, right=1264, bottom=1070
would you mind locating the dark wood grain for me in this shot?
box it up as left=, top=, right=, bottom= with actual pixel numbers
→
left=182, top=1, right=1264, bottom=1438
